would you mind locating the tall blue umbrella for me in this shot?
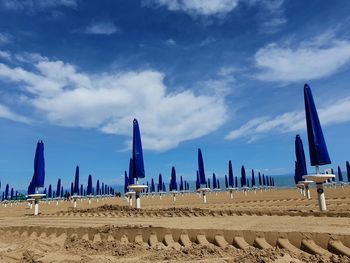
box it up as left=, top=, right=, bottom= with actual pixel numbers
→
left=217, top=179, right=220, bottom=189
left=132, top=119, right=145, bottom=180
left=258, top=172, right=262, bottom=186
left=212, top=173, right=217, bottom=189
left=196, top=171, right=200, bottom=190
left=74, top=166, right=79, bottom=195
left=198, top=149, right=207, bottom=186
left=295, top=135, right=308, bottom=182
left=159, top=173, right=163, bottom=192
left=146, top=181, right=149, bottom=193
left=128, top=158, right=135, bottom=185
left=5, top=184, right=10, bottom=199
left=225, top=175, right=228, bottom=188
left=171, top=166, right=177, bottom=191
left=338, top=166, right=344, bottom=182
left=80, top=184, right=83, bottom=196
left=151, top=178, right=155, bottom=193
left=294, top=161, right=298, bottom=184
left=304, top=84, right=331, bottom=167
left=241, top=166, right=247, bottom=187
left=10, top=188, right=14, bottom=200
left=266, top=176, right=270, bottom=187
left=347, top=161, right=350, bottom=182
left=56, top=179, right=61, bottom=198
left=262, top=174, right=266, bottom=186
left=228, top=160, right=234, bottom=187
left=61, top=186, right=64, bottom=197
left=48, top=184, right=52, bottom=198
left=96, top=180, right=100, bottom=195
left=207, top=178, right=211, bottom=189
left=251, top=170, right=256, bottom=187
left=180, top=176, right=184, bottom=191
left=87, top=174, right=93, bottom=195
left=235, top=176, right=238, bottom=188
left=162, top=182, right=166, bottom=192
left=124, top=171, right=129, bottom=194
left=70, top=182, right=74, bottom=195
left=33, top=140, right=45, bottom=190
left=247, top=179, right=249, bottom=188
left=28, top=181, right=35, bottom=195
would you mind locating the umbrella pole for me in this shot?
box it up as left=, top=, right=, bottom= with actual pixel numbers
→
left=230, top=190, right=233, bottom=199
left=315, top=166, right=327, bottom=211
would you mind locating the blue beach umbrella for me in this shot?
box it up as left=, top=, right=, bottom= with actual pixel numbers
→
left=228, top=161, right=234, bottom=187
left=207, top=178, right=211, bottom=189
left=225, top=175, right=228, bottom=189
left=186, top=182, right=189, bottom=191
left=338, top=166, right=344, bottom=182
left=262, top=174, right=266, bottom=186
left=28, top=180, right=35, bottom=195
left=212, top=173, right=217, bottom=189
left=5, top=184, right=9, bottom=200
left=61, top=186, right=64, bottom=197
left=241, top=166, right=247, bottom=187
left=162, top=182, right=166, bottom=192
left=70, top=182, right=73, bottom=195
left=347, top=161, right=350, bottom=182
left=33, top=140, right=45, bottom=190
left=10, top=188, right=14, bottom=200
left=56, top=179, right=61, bottom=198
left=251, top=170, right=256, bottom=187
left=304, top=84, right=331, bottom=166
left=96, top=180, right=100, bottom=195
left=159, top=173, right=163, bottom=192
left=124, top=171, right=129, bottom=194
left=235, top=176, right=238, bottom=188
left=128, top=158, right=135, bottom=185
left=258, top=172, right=262, bottom=186
left=43, top=188, right=47, bottom=195
left=295, top=135, right=308, bottom=182
left=217, top=179, right=220, bottom=189
left=151, top=178, right=155, bottom=193
left=74, top=166, right=79, bottom=195
left=48, top=184, right=52, bottom=198
left=197, top=149, right=207, bottom=187
left=247, top=179, right=249, bottom=188
left=132, top=119, right=145, bottom=181
left=87, top=174, right=93, bottom=195
left=180, top=176, right=184, bottom=191
left=80, top=184, right=83, bottom=196
left=171, top=166, right=177, bottom=191
left=196, top=171, right=200, bottom=190
left=146, top=181, right=149, bottom=193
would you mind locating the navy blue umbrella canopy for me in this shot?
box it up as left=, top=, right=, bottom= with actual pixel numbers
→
left=151, top=178, right=155, bottom=193
left=304, top=84, right=331, bottom=166
left=258, top=172, right=262, bottom=186
left=207, top=178, right=211, bottom=189
left=197, top=149, right=207, bottom=186
left=48, top=184, right=52, bottom=198
left=124, top=171, right=129, bottom=194
left=294, top=161, right=298, bottom=184
left=251, top=170, right=256, bottom=187
left=180, top=176, right=184, bottom=191
left=70, top=182, right=73, bottom=195
left=217, top=179, right=220, bottom=189
left=235, top=176, right=238, bottom=188
left=338, top=166, right=344, bottom=182
left=56, top=179, right=61, bottom=198
left=61, top=186, right=64, bottom=197
left=247, top=179, right=250, bottom=188
left=262, top=174, right=266, bottom=185
left=74, top=166, right=79, bottom=195
left=43, top=188, right=47, bottom=195
left=80, top=184, right=83, bottom=196
left=128, top=158, right=135, bottom=185
left=228, top=161, right=234, bottom=187
left=266, top=176, right=270, bottom=186
left=347, top=161, right=350, bottom=182
left=28, top=181, right=35, bottom=195
left=162, top=182, right=166, bottom=192
left=132, top=119, right=145, bottom=180
left=5, top=184, right=9, bottom=199
left=33, top=140, right=45, bottom=189
left=196, top=171, right=200, bottom=190
left=87, top=174, right=93, bottom=195
left=159, top=174, right=163, bottom=192
left=241, top=166, right=247, bottom=187
left=171, top=166, right=177, bottom=191
left=225, top=175, right=228, bottom=188
left=10, top=188, right=14, bottom=200
left=186, top=182, right=189, bottom=191
left=146, top=181, right=149, bottom=193
left=295, top=135, right=308, bottom=181
left=96, top=180, right=100, bottom=195
left=212, top=173, right=217, bottom=189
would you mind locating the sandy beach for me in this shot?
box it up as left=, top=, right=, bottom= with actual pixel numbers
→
left=0, top=187, right=349, bottom=262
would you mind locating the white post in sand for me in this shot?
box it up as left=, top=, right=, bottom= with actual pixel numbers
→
left=198, top=186, right=209, bottom=204
left=128, top=180, right=147, bottom=209
left=28, top=189, right=45, bottom=216
left=303, top=166, right=335, bottom=211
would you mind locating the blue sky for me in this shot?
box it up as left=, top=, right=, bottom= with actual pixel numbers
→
left=0, top=0, right=350, bottom=190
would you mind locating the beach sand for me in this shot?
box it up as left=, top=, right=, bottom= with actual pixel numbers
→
left=0, top=187, right=349, bottom=262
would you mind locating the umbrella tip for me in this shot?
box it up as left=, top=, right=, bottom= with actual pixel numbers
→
left=304, top=83, right=310, bottom=89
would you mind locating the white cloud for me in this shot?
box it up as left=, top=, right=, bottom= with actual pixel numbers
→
left=85, top=21, right=119, bottom=35
left=0, top=50, right=11, bottom=60
left=144, top=0, right=239, bottom=17
left=0, top=55, right=228, bottom=151
left=226, top=97, right=350, bottom=141
left=0, top=104, right=30, bottom=124
left=0, top=33, right=11, bottom=45
left=255, top=34, right=350, bottom=82
left=1, top=0, right=78, bottom=11
left=164, top=39, right=176, bottom=45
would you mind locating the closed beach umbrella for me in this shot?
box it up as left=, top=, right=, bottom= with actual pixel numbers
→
left=74, top=166, right=79, bottom=195
left=56, top=179, right=61, bottom=198
left=132, top=119, right=145, bottom=181
left=180, top=176, right=183, bottom=191
left=225, top=175, right=228, bottom=189
left=217, top=179, right=220, bottom=189
left=128, top=158, right=135, bottom=185
left=80, top=184, right=83, bottom=196
left=5, top=184, right=9, bottom=200
left=33, top=140, right=45, bottom=190
left=171, top=166, right=177, bottom=191
left=196, top=171, right=200, bottom=190
left=235, top=176, right=238, bottom=188
left=241, top=166, right=246, bottom=187
left=262, top=174, right=266, bottom=186
left=338, top=166, right=344, bottom=182
left=162, top=182, right=166, bottom=192
left=198, top=149, right=207, bottom=187
left=251, top=170, right=256, bottom=187
left=295, top=135, right=308, bottom=182
left=70, top=182, right=73, bottom=195
left=87, top=174, right=93, bottom=195
left=258, top=172, right=262, bottom=186
left=48, top=184, right=52, bottom=198
left=124, top=171, right=129, bottom=194
left=304, top=84, right=331, bottom=166
left=207, top=178, right=210, bottom=189
left=159, top=173, right=163, bottom=192
left=228, top=161, right=234, bottom=187
left=347, top=161, right=350, bottom=182
left=96, top=180, right=100, bottom=195
left=10, top=188, right=14, bottom=200
left=151, top=178, right=155, bottom=193
left=212, top=173, right=217, bottom=189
